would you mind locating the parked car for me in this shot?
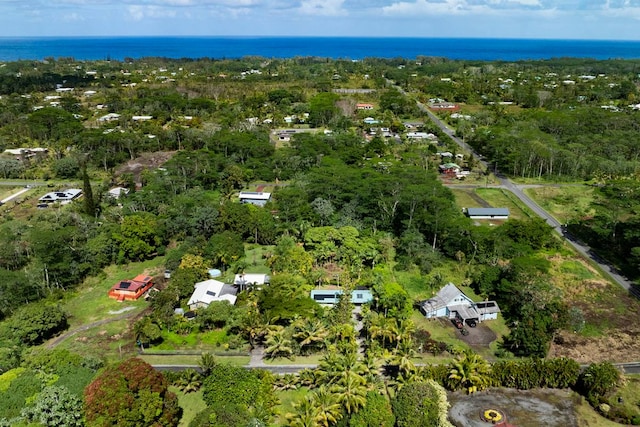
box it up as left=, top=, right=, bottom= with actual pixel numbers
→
left=465, top=319, right=477, bottom=328
left=164, top=270, right=171, bottom=279
left=460, top=327, right=469, bottom=336
left=452, top=318, right=464, bottom=329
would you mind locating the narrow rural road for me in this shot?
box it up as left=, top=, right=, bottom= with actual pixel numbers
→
left=394, top=84, right=637, bottom=295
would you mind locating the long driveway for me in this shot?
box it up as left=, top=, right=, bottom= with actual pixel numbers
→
left=400, top=86, right=637, bottom=296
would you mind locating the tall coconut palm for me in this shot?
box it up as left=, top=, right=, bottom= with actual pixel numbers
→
left=265, top=327, right=295, bottom=360
left=331, top=374, right=367, bottom=415
left=447, top=350, right=492, bottom=394
left=293, top=318, right=328, bottom=355
left=312, top=386, right=343, bottom=427
left=286, top=395, right=320, bottom=427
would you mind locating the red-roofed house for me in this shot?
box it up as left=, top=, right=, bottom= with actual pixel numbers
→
left=108, top=274, right=154, bottom=301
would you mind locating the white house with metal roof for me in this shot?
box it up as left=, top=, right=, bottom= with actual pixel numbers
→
left=418, top=283, right=500, bottom=323
left=239, top=191, right=271, bottom=207
left=187, top=279, right=238, bottom=310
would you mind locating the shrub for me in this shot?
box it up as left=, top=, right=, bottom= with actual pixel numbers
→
left=349, top=391, right=395, bottom=427
left=84, top=358, right=181, bottom=427
left=578, top=362, right=621, bottom=405
left=392, top=381, right=440, bottom=427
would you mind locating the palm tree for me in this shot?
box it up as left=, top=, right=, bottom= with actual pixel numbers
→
left=312, top=386, right=343, bottom=427
left=198, top=352, right=217, bottom=377
left=293, top=318, right=328, bottom=355
left=264, top=327, right=295, bottom=360
left=174, top=368, right=202, bottom=393
left=447, top=350, right=492, bottom=394
left=286, top=395, right=320, bottom=427
left=331, top=374, right=367, bottom=415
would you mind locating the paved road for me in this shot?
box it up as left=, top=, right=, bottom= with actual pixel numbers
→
left=0, top=187, right=31, bottom=204
left=397, top=85, right=637, bottom=296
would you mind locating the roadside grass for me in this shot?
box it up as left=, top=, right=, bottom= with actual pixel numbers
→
left=547, top=254, right=637, bottom=337
left=525, top=185, right=595, bottom=224
left=153, top=329, right=246, bottom=351
left=0, top=186, right=20, bottom=200
left=608, top=374, right=640, bottom=422
left=61, top=257, right=165, bottom=327
left=171, top=387, right=207, bottom=427
left=475, top=188, right=531, bottom=220
left=576, top=396, right=631, bottom=427
left=140, top=354, right=250, bottom=366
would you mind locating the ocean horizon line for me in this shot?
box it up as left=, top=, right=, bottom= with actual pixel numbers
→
left=1, top=36, right=640, bottom=62
left=1, top=35, right=640, bottom=43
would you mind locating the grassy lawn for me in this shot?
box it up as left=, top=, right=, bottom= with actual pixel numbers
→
left=451, top=188, right=485, bottom=209
left=237, top=244, right=274, bottom=276
left=140, top=354, right=250, bottom=366
left=171, top=387, right=207, bottom=427
left=475, top=188, right=531, bottom=220
left=607, top=374, right=640, bottom=423
left=575, top=396, right=631, bottom=427
left=274, top=388, right=309, bottom=426
left=525, top=185, right=595, bottom=224
left=61, top=257, right=166, bottom=328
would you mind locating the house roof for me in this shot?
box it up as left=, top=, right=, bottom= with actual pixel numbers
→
left=239, top=191, right=271, bottom=201
left=467, top=208, right=510, bottom=217
left=449, top=304, right=479, bottom=320
left=475, top=301, right=501, bottom=315
left=111, top=275, right=153, bottom=293
left=420, top=283, right=474, bottom=314
left=38, top=189, right=83, bottom=203
left=234, top=273, right=270, bottom=286
left=188, top=279, right=237, bottom=307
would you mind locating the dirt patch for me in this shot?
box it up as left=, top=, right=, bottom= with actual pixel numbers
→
left=448, top=388, right=580, bottom=427
left=115, top=151, right=177, bottom=186
left=550, top=329, right=640, bottom=364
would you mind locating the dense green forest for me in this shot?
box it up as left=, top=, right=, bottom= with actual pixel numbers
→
left=0, top=55, right=639, bottom=426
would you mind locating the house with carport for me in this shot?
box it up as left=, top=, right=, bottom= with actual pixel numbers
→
left=418, top=283, right=500, bottom=325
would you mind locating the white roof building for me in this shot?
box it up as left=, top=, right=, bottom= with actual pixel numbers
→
left=187, top=279, right=238, bottom=310
left=234, top=273, right=270, bottom=289
left=38, top=189, right=83, bottom=204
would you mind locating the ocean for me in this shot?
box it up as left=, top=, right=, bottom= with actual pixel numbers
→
left=1, top=36, right=640, bottom=62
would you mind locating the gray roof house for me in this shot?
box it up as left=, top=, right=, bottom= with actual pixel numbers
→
left=418, top=283, right=500, bottom=323
left=187, top=279, right=238, bottom=310
left=466, top=208, right=510, bottom=220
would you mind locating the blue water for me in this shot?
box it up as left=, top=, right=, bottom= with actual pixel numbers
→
left=1, top=36, right=640, bottom=61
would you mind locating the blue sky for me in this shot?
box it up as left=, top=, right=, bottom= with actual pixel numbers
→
left=1, top=0, right=640, bottom=40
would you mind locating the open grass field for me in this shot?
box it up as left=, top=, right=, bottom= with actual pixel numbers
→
left=274, top=388, right=309, bottom=426
left=172, top=388, right=207, bottom=427
left=525, top=185, right=595, bottom=223
left=61, top=257, right=165, bottom=327
left=475, top=187, right=531, bottom=220
left=241, top=244, right=274, bottom=275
